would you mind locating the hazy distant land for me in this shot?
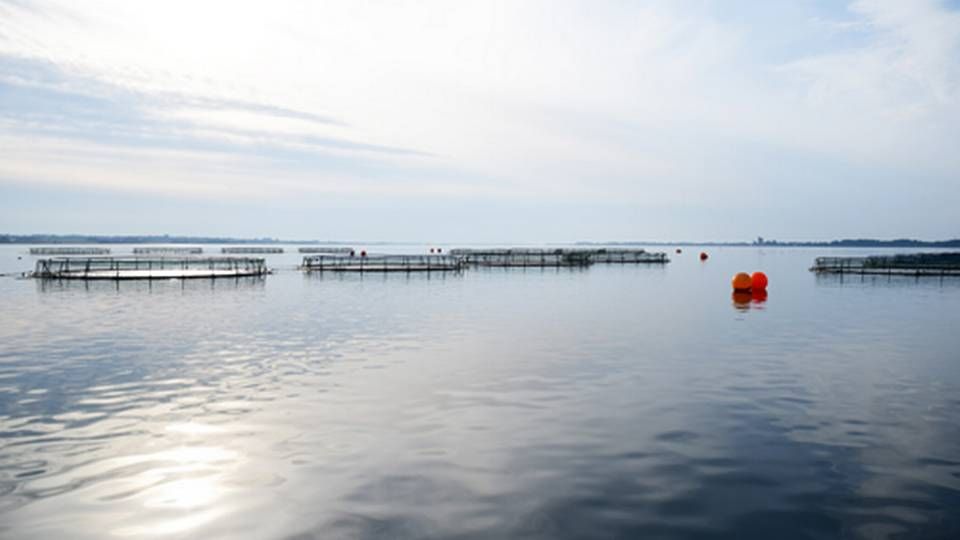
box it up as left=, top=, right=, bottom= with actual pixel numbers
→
left=2, top=234, right=959, bottom=248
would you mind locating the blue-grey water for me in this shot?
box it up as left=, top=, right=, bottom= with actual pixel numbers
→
left=1, top=245, right=959, bottom=539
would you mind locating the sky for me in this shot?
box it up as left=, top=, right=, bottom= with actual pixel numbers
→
left=1, top=0, right=958, bottom=242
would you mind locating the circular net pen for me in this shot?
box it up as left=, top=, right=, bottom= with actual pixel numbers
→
left=298, top=247, right=354, bottom=254
left=33, top=256, right=268, bottom=280
left=222, top=247, right=284, bottom=254
left=452, top=250, right=592, bottom=267
left=584, top=249, right=669, bottom=263
left=449, top=248, right=668, bottom=267
left=29, top=247, right=111, bottom=255
left=810, top=253, right=960, bottom=275
left=302, top=255, right=463, bottom=273
left=132, top=247, right=204, bottom=255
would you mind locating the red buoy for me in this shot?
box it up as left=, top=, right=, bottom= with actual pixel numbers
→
left=751, top=271, right=768, bottom=291
left=699, top=252, right=708, bottom=261
left=360, top=250, right=367, bottom=257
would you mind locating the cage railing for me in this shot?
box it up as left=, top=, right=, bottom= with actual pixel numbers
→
left=811, top=253, right=960, bottom=274
left=449, top=248, right=668, bottom=266
left=302, top=254, right=462, bottom=272
left=298, top=247, right=355, bottom=254
left=133, top=247, right=203, bottom=254
left=221, top=247, right=284, bottom=254
left=33, top=256, right=268, bottom=279
left=29, top=247, right=111, bottom=255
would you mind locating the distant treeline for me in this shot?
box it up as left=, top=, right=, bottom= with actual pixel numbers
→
left=0, top=234, right=337, bottom=245
left=580, top=238, right=960, bottom=248
left=3, top=234, right=959, bottom=248
left=754, top=238, right=960, bottom=248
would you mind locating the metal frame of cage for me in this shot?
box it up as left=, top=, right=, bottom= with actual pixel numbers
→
left=33, top=256, right=268, bottom=279
left=811, top=254, right=960, bottom=275
left=301, top=254, right=462, bottom=272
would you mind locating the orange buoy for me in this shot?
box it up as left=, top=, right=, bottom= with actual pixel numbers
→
left=699, top=252, right=708, bottom=261
left=731, top=272, right=752, bottom=291
left=751, top=271, right=768, bottom=291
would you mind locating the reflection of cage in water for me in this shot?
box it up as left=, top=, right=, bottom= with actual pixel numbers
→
left=449, top=248, right=668, bottom=267
left=33, top=256, right=268, bottom=279
left=302, top=254, right=462, bottom=272
left=810, top=253, right=960, bottom=275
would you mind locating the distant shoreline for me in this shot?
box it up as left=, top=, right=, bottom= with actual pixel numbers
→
left=2, top=234, right=959, bottom=248
left=574, top=239, right=960, bottom=248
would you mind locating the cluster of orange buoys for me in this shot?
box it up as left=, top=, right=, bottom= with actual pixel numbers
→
left=676, top=248, right=770, bottom=307
left=731, top=271, right=769, bottom=307
left=731, top=271, right=768, bottom=292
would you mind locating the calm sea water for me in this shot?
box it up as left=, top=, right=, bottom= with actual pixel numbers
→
left=1, top=245, right=959, bottom=539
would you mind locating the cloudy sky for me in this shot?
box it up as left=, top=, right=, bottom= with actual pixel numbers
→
left=1, top=0, right=958, bottom=242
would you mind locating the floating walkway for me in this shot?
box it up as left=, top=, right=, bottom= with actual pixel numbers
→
left=811, top=253, right=960, bottom=276
left=32, top=256, right=268, bottom=280
left=449, top=248, right=668, bottom=267
left=222, top=247, right=284, bottom=254
left=30, top=247, right=110, bottom=255
left=298, top=247, right=354, bottom=254
left=133, top=247, right=203, bottom=255
left=302, top=254, right=462, bottom=273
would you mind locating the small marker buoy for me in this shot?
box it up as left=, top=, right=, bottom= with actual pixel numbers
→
left=751, top=271, right=768, bottom=291
left=699, top=252, right=708, bottom=261
left=437, top=248, right=442, bottom=253
left=732, top=272, right=752, bottom=292
left=676, top=248, right=682, bottom=254
left=350, top=250, right=356, bottom=257
left=430, top=248, right=435, bottom=254
left=360, top=250, right=367, bottom=257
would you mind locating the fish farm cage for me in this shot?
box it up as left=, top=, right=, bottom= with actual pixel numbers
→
left=32, top=256, right=268, bottom=280
left=298, top=247, right=355, bottom=254
left=29, top=247, right=110, bottom=255
left=133, top=247, right=203, bottom=255
left=302, top=254, right=463, bottom=273
left=810, top=253, right=960, bottom=275
left=448, top=248, right=668, bottom=267
left=222, top=247, right=284, bottom=254
left=586, top=249, right=669, bottom=263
